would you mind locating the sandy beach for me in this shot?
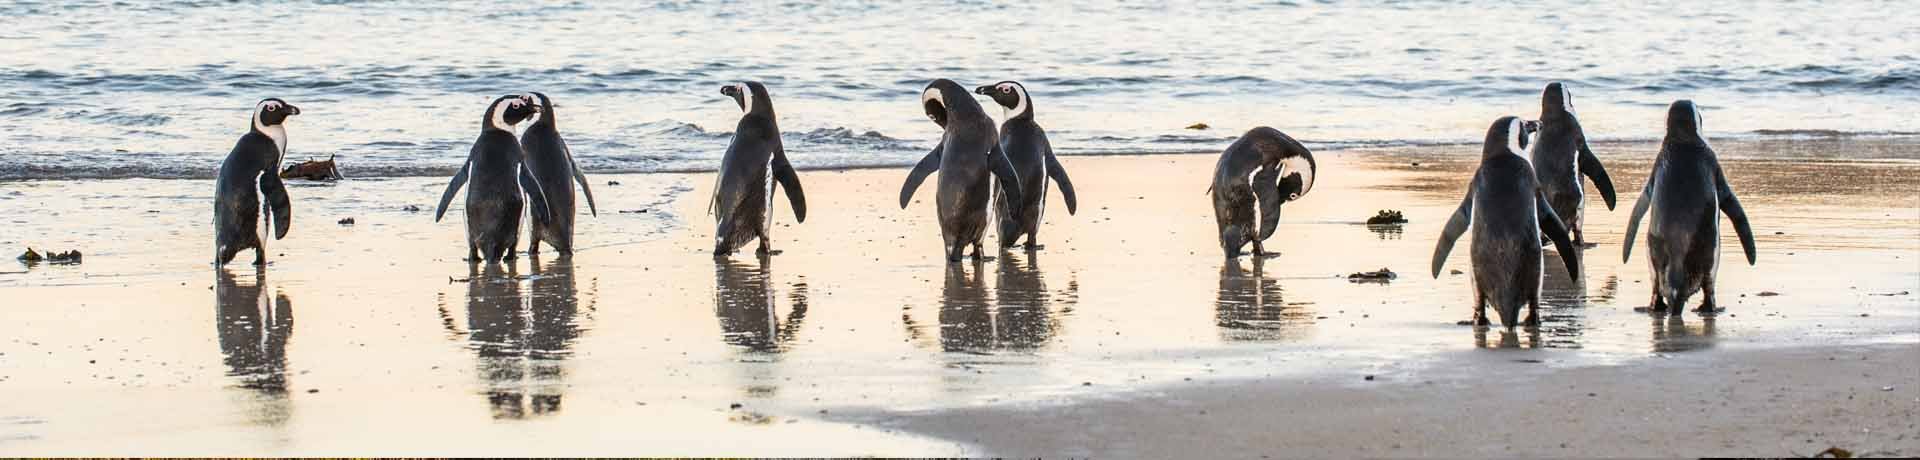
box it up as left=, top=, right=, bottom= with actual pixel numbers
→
left=2, top=138, right=1917, bottom=456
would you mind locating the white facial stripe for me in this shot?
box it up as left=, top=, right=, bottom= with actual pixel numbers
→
left=1507, top=119, right=1527, bottom=158
left=1284, top=156, right=1314, bottom=198
left=921, top=87, right=945, bottom=121
left=253, top=100, right=288, bottom=162
left=489, top=97, right=522, bottom=132
left=1005, top=83, right=1029, bottom=119
left=738, top=83, right=754, bottom=114
left=1560, top=85, right=1574, bottom=114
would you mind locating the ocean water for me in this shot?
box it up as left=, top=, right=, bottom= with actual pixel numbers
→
left=0, top=0, right=1915, bottom=180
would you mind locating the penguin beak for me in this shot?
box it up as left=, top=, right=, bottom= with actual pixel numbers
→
left=720, top=86, right=738, bottom=97
left=973, top=85, right=993, bottom=95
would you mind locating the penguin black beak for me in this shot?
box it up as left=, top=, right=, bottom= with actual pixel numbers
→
left=720, top=86, right=739, bottom=97
left=285, top=105, right=301, bottom=116
left=973, top=85, right=993, bottom=95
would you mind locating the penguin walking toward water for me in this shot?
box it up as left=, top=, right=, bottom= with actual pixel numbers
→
left=520, top=92, right=598, bottom=257
left=974, top=81, right=1077, bottom=251
left=900, top=79, right=1025, bottom=262
left=1623, top=100, right=1757, bottom=314
left=213, top=98, right=300, bottom=266
left=1431, top=116, right=1582, bottom=328
left=435, top=94, right=553, bottom=263
left=1206, top=127, right=1317, bottom=258
left=1532, top=82, right=1617, bottom=244
left=710, top=81, right=807, bottom=256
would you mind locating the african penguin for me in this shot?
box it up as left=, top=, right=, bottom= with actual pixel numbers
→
left=213, top=97, right=299, bottom=266
left=520, top=91, right=598, bottom=257
left=1622, top=100, right=1757, bottom=314
left=1206, top=127, right=1317, bottom=258
left=435, top=94, right=554, bottom=263
left=1431, top=116, right=1582, bottom=328
left=974, top=81, right=1077, bottom=251
left=710, top=81, right=807, bottom=257
left=1532, top=82, right=1617, bottom=244
left=899, top=78, right=1024, bottom=262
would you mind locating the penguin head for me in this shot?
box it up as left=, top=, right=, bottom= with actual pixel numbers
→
left=1541, top=82, right=1574, bottom=117
left=719, top=82, right=772, bottom=116
left=1666, top=100, right=1706, bottom=142
left=525, top=91, right=555, bottom=126
left=1483, top=115, right=1535, bottom=159
left=921, top=79, right=982, bottom=128
left=251, top=98, right=299, bottom=131
left=484, top=94, right=540, bottom=132
left=974, top=81, right=1031, bottom=120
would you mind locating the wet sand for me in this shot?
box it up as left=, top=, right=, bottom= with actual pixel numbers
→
left=2, top=139, right=1917, bottom=456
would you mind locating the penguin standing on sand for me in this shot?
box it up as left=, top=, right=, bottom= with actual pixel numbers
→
left=520, top=92, right=598, bottom=257
left=435, top=94, right=553, bottom=263
left=899, top=79, right=1024, bottom=262
left=1431, top=116, right=1582, bottom=328
left=1532, top=82, right=1616, bottom=244
left=974, top=81, right=1077, bottom=251
left=213, top=98, right=299, bottom=266
left=1206, top=127, right=1317, bottom=258
left=710, top=81, right=807, bottom=256
left=1623, top=100, right=1757, bottom=314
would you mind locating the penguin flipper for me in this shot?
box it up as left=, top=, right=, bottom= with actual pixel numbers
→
left=1431, top=179, right=1475, bottom=278
left=567, top=145, right=598, bottom=217
left=434, top=160, right=471, bottom=222
left=772, top=147, right=807, bottom=223
left=1715, top=165, right=1757, bottom=265
left=1045, top=149, right=1077, bottom=215
left=259, top=171, right=292, bottom=240
left=520, top=165, right=553, bottom=225
left=1252, top=165, right=1284, bottom=241
left=1621, top=171, right=1656, bottom=263
left=1536, top=191, right=1581, bottom=278
left=899, top=143, right=943, bottom=209
left=1579, top=138, right=1617, bottom=210
left=988, top=143, right=1025, bottom=213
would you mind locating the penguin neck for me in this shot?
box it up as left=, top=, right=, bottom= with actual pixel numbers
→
left=252, top=122, right=287, bottom=161
left=1003, top=97, right=1032, bottom=121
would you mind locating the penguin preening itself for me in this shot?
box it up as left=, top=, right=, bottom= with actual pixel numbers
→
left=1206, top=127, right=1317, bottom=258
left=520, top=92, right=599, bottom=257
left=899, top=79, right=1025, bottom=262
left=435, top=94, right=553, bottom=263
left=1622, top=100, right=1757, bottom=314
left=1532, top=82, right=1617, bottom=244
left=974, top=81, right=1077, bottom=251
left=710, top=81, right=806, bottom=256
left=1431, top=116, right=1582, bottom=328
left=213, top=98, right=300, bottom=266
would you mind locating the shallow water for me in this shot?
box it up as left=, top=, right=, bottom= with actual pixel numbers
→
left=1, top=1, right=1916, bottom=179
left=1, top=140, right=1915, bottom=454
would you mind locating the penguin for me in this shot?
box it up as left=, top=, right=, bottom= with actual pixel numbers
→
left=519, top=92, right=598, bottom=257
left=973, top=81, right=1077, bottom=251
left=1622, top=100, right=1757, bottom=314
left=1206, top=127, right=1317, bottom=258
left=435, top=94, right=553, bottom=263
left=1531, top=82, right=1617, bottom=244
left=710, top=81, right=807, bottom=256
left=1431, top=116, right=1582, bottom=328
left=213, top=98, right=299, bottom=266
left=899, top=78, right=1025, bottom=262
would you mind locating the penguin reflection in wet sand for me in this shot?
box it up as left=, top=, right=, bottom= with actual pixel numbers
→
left=214, top=98, right=300, bottom=266
left=1207, top=127, right=1317, bottom=258
left=974, top=81, right=1077, bottom=251
left=1623, top=100, right=1757, bottom=314
left=711, top=82, right=806, bottom=256
left=1431, top=116, right=1582, bottom=328
left=520, top=92, right=598, bottom=257
left=436, top=94, right=553, bottom=263
left=1532, top=82, right=1617, bottom=244
left=900, top=79, right=1025, bottom=262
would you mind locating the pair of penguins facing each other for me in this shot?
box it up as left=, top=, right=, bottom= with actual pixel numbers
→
left=1430, top=84, right=1758, bottom=329
left=211, top=93, right=599, bottom=266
